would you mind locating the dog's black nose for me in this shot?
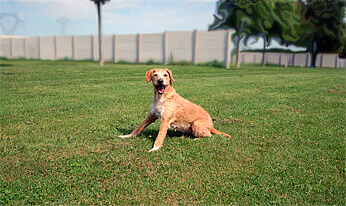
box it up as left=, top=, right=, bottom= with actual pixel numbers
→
left=158, top=78, right=163, bottom=84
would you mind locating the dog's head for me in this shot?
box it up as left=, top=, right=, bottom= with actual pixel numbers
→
left=145, top=69, right=175, bottom=94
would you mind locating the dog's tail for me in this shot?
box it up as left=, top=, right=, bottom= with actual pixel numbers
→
left=211, top=128, right=231, bottom=138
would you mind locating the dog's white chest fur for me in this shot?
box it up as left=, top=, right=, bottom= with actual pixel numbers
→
left=150, top=100, right=164, bottom=119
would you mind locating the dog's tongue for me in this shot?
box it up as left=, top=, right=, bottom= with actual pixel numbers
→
left=157, top=85, right=165, bottom=94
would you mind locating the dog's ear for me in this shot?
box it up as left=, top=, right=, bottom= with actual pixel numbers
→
left=145, top=70, right=154, bottom=82
left=165, top=69, right=175, bottom=82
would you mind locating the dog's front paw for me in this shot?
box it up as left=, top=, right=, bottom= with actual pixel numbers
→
left=119, top=134, right=133, bottom=139
left=148, top=146, right=161, bottom=152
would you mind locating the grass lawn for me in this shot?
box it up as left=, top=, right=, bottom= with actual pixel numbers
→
left=0, top=59, right=345, bottom=204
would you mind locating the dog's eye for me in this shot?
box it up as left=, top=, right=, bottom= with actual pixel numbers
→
left=153, top=74, right=158, bottom=77
left=164, top=74, right=168, bottom=77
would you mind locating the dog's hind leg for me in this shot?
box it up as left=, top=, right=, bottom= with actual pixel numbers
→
left=192, top=120, right=212, bottom=138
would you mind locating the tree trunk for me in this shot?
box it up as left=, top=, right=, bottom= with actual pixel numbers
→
left=236, top=34, right=241, bottom=68
left=310, top=51, right=317, bottom=68
left=97, top=2, right=104, bottom=67
left=310, top=40, right=317, bottom=68
left=262, top=35, right=266, bottom=67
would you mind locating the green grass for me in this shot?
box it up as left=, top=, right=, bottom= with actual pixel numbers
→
left=0, top=59, right=345, bottom=205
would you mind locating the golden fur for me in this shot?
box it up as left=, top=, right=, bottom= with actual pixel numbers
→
left=119, top=68, right=231, bottom=152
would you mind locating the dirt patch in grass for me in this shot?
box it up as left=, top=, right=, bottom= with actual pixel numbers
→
left=327, top=89, right=342, bottom=94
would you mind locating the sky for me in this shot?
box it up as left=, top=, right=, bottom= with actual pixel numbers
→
left=0, top=0, right=307, bottom=51
left=0, top=0, right=218, bottom=37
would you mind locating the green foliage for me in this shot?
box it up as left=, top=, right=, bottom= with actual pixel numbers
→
left=271, top=1, right=300, bottom=43
left=241, top=0, right=300, bottom=67
left=209, top=0, right=254, bottom=67
left=210, top=0, right=345, bottom=66
left=196, top=60, right=225, bottom=68
left=296, top=0, right=345, bottom=66
left=209, top=0, right=300, bottom=67
left=168, top=60, right=191, bottom=66
left=0, top=59, right=345, bottom=204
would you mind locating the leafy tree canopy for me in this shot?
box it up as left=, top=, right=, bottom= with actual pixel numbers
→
left=209, top=0, right=300, bottom=67
left=297, top=0, right=345, bottom=65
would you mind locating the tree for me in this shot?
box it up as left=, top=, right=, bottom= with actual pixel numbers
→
left=91, top=0, right=110, bottom=66
left=245, top=0, right=275, bottom=67
left=209, top=0, right=253, bottom=68
left=340, top=20, right=346, bottom=58
left=209, top=0, right=300, bottom=68
left=249, top=0, right=300, bottom=67
left=297, top=0, right=345, bottom=67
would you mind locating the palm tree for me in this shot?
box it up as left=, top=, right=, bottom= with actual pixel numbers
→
left=209, top=0, right=253, bottom=68
left=91, top=0, right=110, bottom=66
left=249, top=0, right=299, bottom=67
left=297, top=0, right=345, bottom=67
left=210, top=0, right=300, bottom=68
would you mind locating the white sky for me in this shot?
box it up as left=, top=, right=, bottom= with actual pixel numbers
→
left=0, top=0, right=218, bottom=36
left=0, top=0, right=307, bottom=51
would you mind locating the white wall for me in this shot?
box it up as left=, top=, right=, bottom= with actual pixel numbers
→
left=1, top=31, right=344, bottom=68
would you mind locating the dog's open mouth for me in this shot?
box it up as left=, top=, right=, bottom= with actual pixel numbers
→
left=155, top=85, right=166, bottom=94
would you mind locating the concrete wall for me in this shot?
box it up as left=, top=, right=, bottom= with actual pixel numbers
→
left=0, top=37, right=11, bottom=58
left=27, top=37, right=39, bottom=59
left=12, top=38, right=26, bottom=59
left=116, top=34, right=138, bottom=63
left=73, top=35, right=93, bottom=60
left=56, top=36, right=73, bottom=60
left=240, top=52, right=343, bottom=68
left=1, top=31, right=345, bottom=68
left=102, top=35, right=115, bottom=62
left=40, top=36, right=56, bottom=60
left=140, top=33, right=164, bottom=63
left=197, top=30, right=229, bottom=64
left=167, top=31, right=194, bottom=63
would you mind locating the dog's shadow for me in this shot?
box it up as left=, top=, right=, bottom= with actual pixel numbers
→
left=117, top=128, right=192, bottom=142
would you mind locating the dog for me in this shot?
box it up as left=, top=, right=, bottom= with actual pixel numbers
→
left=119, top=68, right=231, bottom=152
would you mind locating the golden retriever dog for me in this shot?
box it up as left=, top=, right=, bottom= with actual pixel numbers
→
left=119, top=68, right=231, bottom=152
